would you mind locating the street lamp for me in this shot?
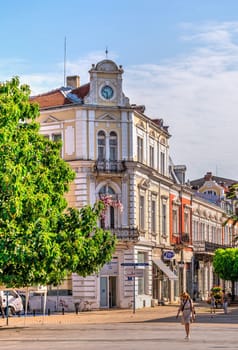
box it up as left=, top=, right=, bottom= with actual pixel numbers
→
left=178, top=261, right=185, bottom=294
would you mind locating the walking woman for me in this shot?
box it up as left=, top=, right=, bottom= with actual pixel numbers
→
left=176, top=292, right=195, bottom=340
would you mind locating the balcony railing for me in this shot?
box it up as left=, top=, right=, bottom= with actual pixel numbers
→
left=94, top=160, right=126, bottom=173
left=181, top=233, right=190, bottom=243
left=106, top=227, right=139, bottom=241
left=193, top=240, right=233, bottom=253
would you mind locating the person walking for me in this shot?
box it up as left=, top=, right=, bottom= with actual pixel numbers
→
left=0, top=293, right=5, bottom=318
left=210, top=294, right=216, bottom=315
left=176, top=292, right=195, bottom=340
left=222, top=291, right=228, bottom=314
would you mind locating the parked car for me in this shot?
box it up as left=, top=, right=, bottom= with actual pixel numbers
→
left=1, top=290, right=24, bottom=316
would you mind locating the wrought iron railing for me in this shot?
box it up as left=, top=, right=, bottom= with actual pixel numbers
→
left=193, top=240, right=233, bottom=253
left=94, top=160, right=126, bottom=173
left=106, top=227, right=139, bottom=241
left=181, top=233, right=190, bottom=243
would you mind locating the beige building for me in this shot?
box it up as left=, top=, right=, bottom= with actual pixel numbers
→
left=32, top=59, right=180, bottom=310
left=31, top=59, right=236, bottom=311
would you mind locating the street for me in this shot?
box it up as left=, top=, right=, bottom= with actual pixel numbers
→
left=0, top=304, right=237, bottom=350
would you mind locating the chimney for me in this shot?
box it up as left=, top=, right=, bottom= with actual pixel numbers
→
left=66, top=75, right=80, bottom=88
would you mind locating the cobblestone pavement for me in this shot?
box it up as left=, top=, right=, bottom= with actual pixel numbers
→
left=0, top=303, right=237, bottom=350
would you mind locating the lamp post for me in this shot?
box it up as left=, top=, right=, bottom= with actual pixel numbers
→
left=178, top=261, right=185, bottom=294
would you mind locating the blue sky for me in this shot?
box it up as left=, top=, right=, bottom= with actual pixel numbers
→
left=1, top=0, right=238, bottom=181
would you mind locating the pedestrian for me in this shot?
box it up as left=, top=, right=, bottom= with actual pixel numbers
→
left=210, top=294, right=216, bottom=315
left=222, top=290, right=228, bottom=314
left=176, top=292, right=195, bottom=340
left=0, top=293, right=5, bottom=318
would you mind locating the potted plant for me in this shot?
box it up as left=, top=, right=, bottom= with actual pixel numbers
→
left=210, top=286, right=223, bottom=307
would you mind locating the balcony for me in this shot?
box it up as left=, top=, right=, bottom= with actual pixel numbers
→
left=181, top=233, right=190, bottom=243
left=193, top=240, right=233, bottom=253
left=106, top=227, right=139, bottom=241
left=94, top=160, right=126, bottom=173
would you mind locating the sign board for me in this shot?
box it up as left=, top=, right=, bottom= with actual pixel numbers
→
left=100, top=261, right=118, bottom=276
left=134, top=269, right=144, bottom=277
left=163, top=251, right=175, bottom=260
left=125, top=267, right=134, bottom=276
left=125, top=268, right=144, bottom=278
left=121, top=262, right=149, bottom=267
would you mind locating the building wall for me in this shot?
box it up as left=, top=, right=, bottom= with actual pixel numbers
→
left=34, top=59, right=236, bottom=310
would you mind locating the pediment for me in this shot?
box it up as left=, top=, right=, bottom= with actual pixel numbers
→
left=136, top=120, right=145, bottom=129
left=98, top=114, right=116, bottom=121
left=43, top=115, right=60, bottom=123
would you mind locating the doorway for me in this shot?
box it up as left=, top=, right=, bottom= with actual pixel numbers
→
left=100, top=276, right=117, bottom=308
left=109, top=276, right=117, bottom=308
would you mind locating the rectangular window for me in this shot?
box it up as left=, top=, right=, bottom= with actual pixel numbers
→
left=149, top=145, right=154, bottom=168
left=157, top=142, right=160, bottom=171
left=184, top=212, right=190, bottom=235
left=139, top=195, right=145, bottom=230
left=151, top=199, right=156, bottom=233
left=160, top=152, right=165, bottom=175
left=52, top=133, right=62, bottom=142
left=172, top=209, right=178, bottom=235
left=162, top=203, right=167, bottom=236
left=137, top=137, right=143, bottom=163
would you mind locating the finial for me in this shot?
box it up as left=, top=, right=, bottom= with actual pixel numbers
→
left=105, top=47, right=108, bottom=58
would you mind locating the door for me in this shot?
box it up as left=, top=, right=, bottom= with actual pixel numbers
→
left=100, top=277, right=108, bottom=308
left=109, top=276, right=117, bottom=308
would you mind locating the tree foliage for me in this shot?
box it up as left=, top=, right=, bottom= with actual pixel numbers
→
left=0, top=77, right=116, bottom=287
left=223, top=183, right=238, bottom=226
left=213, top=248, right=238, bottom=282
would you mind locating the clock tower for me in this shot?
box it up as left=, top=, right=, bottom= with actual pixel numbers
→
left=84, top=59, right=130, bottom=107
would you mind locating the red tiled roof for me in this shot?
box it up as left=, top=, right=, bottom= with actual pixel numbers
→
left=71, top=83, right=90, bottom=99
left=30, top=89, right=71, bottom=108
left=30, top=83, right=90, bottom=108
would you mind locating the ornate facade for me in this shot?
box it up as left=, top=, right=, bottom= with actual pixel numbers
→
left=31, top=59, right=237, bottom=311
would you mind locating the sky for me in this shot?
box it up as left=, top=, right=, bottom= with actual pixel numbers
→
left=1, top=0, right=238, bottom=181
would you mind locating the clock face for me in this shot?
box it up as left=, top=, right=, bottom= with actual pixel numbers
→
left=101, top=85, right=114, bottom=100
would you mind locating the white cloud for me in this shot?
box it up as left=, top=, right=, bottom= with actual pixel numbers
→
left=124, top=22, right=238, bottom=180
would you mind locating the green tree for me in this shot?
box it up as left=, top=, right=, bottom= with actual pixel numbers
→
left=213, top=248, right=238, bottom=298
left=0, top=77, right=116, bottom=287
left=224, top=183, right=238, bottom=226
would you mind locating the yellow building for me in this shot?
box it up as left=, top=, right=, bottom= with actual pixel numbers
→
left=32, top=59, right=236, bottom=311
left=32, top=59, right=179, bottom=309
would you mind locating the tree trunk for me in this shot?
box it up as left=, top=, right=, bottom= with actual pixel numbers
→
left=232, top=281, right=235, bottom=301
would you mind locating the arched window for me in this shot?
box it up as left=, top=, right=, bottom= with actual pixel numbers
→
left=97, top=131, right=106, bottom=161
left=109, top=131, right=117, bottom=161
left=99, top=186, right=116, bottom=229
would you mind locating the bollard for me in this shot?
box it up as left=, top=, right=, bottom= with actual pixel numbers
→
left=62, top=307, right=64, bottom=315
left=33, top=309, right=36, bottom=317
left=48, top=308, right=50, bottom=316
left=75, top=302, right=79, bottom=315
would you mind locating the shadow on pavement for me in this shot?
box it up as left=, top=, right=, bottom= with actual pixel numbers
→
left=142, top=306, right=238, bottom=324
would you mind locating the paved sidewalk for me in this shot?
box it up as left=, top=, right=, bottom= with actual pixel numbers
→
left=0, top=301, right=235, bottom=328
left=0, top=303, right=238, bottom=350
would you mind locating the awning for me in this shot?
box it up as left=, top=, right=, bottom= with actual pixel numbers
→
left=153, top=259, right=178, bottom=280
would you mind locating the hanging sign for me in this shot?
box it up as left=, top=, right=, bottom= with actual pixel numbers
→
left=163, top=251, right=175, bottom=260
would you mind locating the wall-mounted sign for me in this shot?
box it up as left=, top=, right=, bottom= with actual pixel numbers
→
left=163, top=251, right=175, bottom=260
left=100, top=261, right=118, bottom=275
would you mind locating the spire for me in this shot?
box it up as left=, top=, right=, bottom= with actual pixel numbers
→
left=105, top=46, right=108, bottom=58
